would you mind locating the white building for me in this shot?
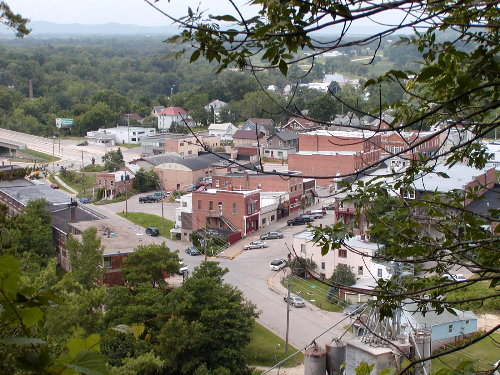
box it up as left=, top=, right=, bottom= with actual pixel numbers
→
left=260, top=191, right=289, bottom=228
left=101, top=126, right=155, bottom=144
left=204, top=99, right=227, bottom=122
left=484, top=142, right=500, bottom=171
left=157, top=107, right=193, bottom=131
left=86, top=131, right=116, bottom=146
left=292, top=230, right=386, bottom=280
left=208, top=122, right=238, bottom=141
left=172, top=193, right=193, bottom=242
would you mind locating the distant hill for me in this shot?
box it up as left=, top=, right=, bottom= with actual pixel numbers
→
left=0, top=21, right=179, bottom=37
left=0, top=21, right=402, bottom=38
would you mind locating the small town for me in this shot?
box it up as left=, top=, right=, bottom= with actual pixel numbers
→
left=0, top=2, right=498, bottom=375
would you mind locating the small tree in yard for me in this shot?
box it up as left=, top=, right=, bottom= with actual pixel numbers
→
left=102, top=148, right=125, bottom=172
left=288, top=257, right=317, bottom=278
left=327, top=264, right=356, bottom=302
left=134, top=168, right=159, bottom=193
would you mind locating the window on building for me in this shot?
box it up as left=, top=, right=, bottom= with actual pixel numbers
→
left=321, top=262, right=326, bottom=270
left=182, top=202, right=187, bottom=207
left=232, top=203, right=237, bottom=214
left=278, top=151, right=283, bottom=157
left=377, top=268, right=383, bottom=278
left=110, top=180, right=114, bottom=186
left=466, top=320, right=470, bottom=324
left=247, top=201, right=256, bottom=215
left=180, top=142, right=184, bottom=146
left=448, top=324, right=453, bottom=333
left=188, top=150, right=192, bottom=155
left=269, top=140, right=272, bottom=145
left=98, top=180, right=101, bottom=185
left=271, top=215, right=275, bottom=221
left=197, top=200, right=202, bottom=210
left=209, top=201, right=214, bottom=210
left=262, top=217, right=266, bottom=225
left=279, top=141, right=283, bottom=146
left=301, top=244, right=306, bottom=253
left=358, top=266, right=363, bottom=275
left=402, top=189, right=416, bottom=199
left=215, top=180, right=220, bottom=187
left=103, top=256, right=112, bottom=268
left=224, top=181, right=229, bottom=188
left=338, top=249, right=347, bottom=258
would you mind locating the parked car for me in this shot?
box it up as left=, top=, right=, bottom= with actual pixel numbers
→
left=178, top=261, right=188, bottom=275
left=300, top=214, right=316, bottom=221
left=153, top=191, right=167, bottom=199
left=305, top=209, right=326, bottom=218
left=76, top=141, right=88, bottom=146
left=260, top=231, right=284, bottom=240
left=50, top=184, right=59, bottom=189
left=145, top=227, right=159, bottom=236
left=323, top=203, right=336, bottom=210
left=79, top=197, right=90, bottom=204
left=343, top=303, right=365, bottom=316
left=185, top=246, right=201, bottom=256
left=283, top=295, right=305, bottom=308
left=441, top=273, right=467, bottom=282
left=243, top=241, right=268, bottom=250
left=139, top=195, right=158, bottom=203
left=287, top=217, right=311, bottom=226
left=270, top=259, right=287, bottom=271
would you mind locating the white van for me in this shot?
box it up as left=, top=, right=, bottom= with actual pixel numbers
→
left=178, top=261, right=188, bottom=275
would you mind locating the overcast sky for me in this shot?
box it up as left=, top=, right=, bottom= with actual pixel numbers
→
left=11, top=0, right=253, bottom=26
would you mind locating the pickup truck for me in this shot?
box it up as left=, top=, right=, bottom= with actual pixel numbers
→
left=139, top=195, right=158, bottom=203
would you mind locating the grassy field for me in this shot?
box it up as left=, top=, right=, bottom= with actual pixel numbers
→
left=117, top=143, right=140, bottom=149
left=58, top=171, right=96, bottom=196
left=13, top=149, right=60, bottom=163
left=247, top=322, right=303, bottom=367
left=282, top=275, right=345, bottom=312
left=117, top=212, right=174, bottom=237
left=431, top=332, right=500, bottom=373
left=47, top=174, right=73, bottom=194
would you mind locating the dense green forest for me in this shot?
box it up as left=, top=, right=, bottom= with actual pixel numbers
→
left=0, top=35, right=417, bottom=136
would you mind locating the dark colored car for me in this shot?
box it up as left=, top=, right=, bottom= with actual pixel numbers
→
left=79, top=197, right=90, bottom=204
left=145, top=227, right=160, bottom=236
left=139, top=195, right=158, bottom=203
left=185, top=246, right=201, bottom=256
left=50, top=184, right=59, bottom=189
left=77, top=141, right=88, bottom=146
left=287, top=217, right=312, bottom=226
left=260, top=231, right=284, bottom=240
left=323, top=203, right=336, bottom=210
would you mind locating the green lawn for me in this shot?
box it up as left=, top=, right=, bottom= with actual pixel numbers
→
left=47, top=174, right=73, bottom=194
left=117, top=212, right=174, bottom=237
left=14, top=148, right=60, bottom=163
left=58, top=171, right=96, bottom=196
left=247, top=322, right=303, bottom=367
left=431, top=333, right=500, bottom=373
left=117, top=143, right=140, bottom=149
left=282, top=275, right=345, bottom=312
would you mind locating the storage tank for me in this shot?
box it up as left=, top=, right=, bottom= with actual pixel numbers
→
left=305, top=344, right=327, bottom=375
left=326, top=339, right=346, bottom=375
left=413, top=329, right=432, bottom=375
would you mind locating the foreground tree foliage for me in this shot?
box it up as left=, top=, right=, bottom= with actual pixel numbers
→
left=163, top=0, right=500, bottom=372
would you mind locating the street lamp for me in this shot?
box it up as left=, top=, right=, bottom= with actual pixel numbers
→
left=170, top=85, right=175, bottom=98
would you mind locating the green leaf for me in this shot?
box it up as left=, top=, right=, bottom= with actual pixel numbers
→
left=278, top=59, right=288, bottom=75
left=20, top=307, right=44, bottom=328
left=0, top=255, right=21, bottom=300
left=68, top=334, right=101, bottom=357
left=190, top=49, right=201, bottom=63
left=436, top=172, right=449, bottom=178
left=211, top=15, right=238, bottom=22
left=416, top=66, right=443, bottom=82
left=66, top=350, right=108, bottom=375
left=131, top=323, right=145, bottom=339
left=1, top=337, right=46, bottom=346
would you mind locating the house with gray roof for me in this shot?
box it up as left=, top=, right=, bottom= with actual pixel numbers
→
left=262, top=130, right=299, bottom=160
left=131, top=152, right=183, bottom=171
left=243, top=118, right=276, bottom=136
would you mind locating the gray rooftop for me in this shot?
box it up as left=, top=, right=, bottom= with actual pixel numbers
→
left=176, top=153, right=223, bottom=170
left=0, top=184, right=74, bottom=205
left=411, top=163, right=491, bottom=192
left=404, top=302, right=477, bottom=327
left=272, top=130, right=299, bottom=142
left=140, top=152, right=183, bottom=166
left=294, top=230, right=381, bottom=251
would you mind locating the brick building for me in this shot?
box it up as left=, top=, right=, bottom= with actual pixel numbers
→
left=164, top=134, right=221, bottom=156
left=212, top=171, right=304, bottom=212
left=298, top=130, right=377, bottom=152
left=191, top=189, right=260, bottom=237
left=95, top=168, right=135, bottom=199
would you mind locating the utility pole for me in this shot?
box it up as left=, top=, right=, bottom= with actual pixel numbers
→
left=124, top=169, right=128, bottom=217
left=160, top=182, right=165, bottom=235
left=52, top=136, right=55, bottom=173
left=126, top=114, right=130, bottom=146
left=82, top=150, right=85, bottom=195
left=285, top=274, right=291, bottom=354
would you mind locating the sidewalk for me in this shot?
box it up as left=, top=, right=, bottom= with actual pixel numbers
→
left=52, top=174, right=78, bottom=195
left=218, top=193, right=332, bottom=259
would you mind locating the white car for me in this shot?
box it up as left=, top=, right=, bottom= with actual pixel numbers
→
left=270, top=259, right=286, bottom=271
left=243, top=241, right=268, bottom=250
left=441, top=273, right=467, bottom=282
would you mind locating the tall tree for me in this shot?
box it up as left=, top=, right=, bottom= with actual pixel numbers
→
left=101, top=148, right=125, bottom=172
left=122, top=243, right=180, bottom=288
left=157, top=262, right=258, bottom=375
left=66, top=227, right=105, bottom=288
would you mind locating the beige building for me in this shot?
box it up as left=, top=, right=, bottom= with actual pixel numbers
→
left=164, top=134, right=221, bottom=156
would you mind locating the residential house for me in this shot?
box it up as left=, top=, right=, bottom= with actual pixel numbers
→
left=232, top=129, right=265, bottom=147
left=95, top=168, right=135, bottom=199
left=292, top=230, right=384, bottom=279
left=208, top=122, right=238, bottom=141
left=150, top=106, right=165, bottom=117
left=402, top=303, right=478, bottom=350
left=140, top=134, right=167, bottom=156
left=191, top=188, right=260, bottom=239
left=260, top=191, right=289, bottom=227
left=164, top=134, right=221, bottom=156
left=125, top=113, right=144, bottom=124
left=157, top=107, right=193, bottom=130
left=243, top=118, right=276, bottom=136
left=204, top=99, right=228, bottom=122
left=282, top=117, right=321, bottom=133
left=465, top=182, right=500, bottom=233
left=154, top=153, right=225, bottom=191
left=263, top=130, right=299, bottom=160
left=212, top=170, right=304, bottom=213
left=484, top=141, right=500, bottom=171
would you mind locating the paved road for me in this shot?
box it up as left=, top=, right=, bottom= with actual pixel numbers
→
left=0, top=128, right=141, bottom=171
